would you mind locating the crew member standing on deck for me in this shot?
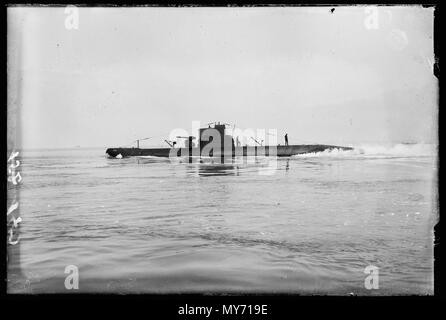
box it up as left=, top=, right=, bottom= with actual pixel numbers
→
left=285, top=133, right=289, bottom=146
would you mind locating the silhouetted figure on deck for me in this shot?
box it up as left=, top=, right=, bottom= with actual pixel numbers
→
left=186, top=136, right=195, bottom=149
left=285, top=133, right=289, bottom=146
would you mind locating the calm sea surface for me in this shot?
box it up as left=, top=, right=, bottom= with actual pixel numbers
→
left=7, top=144, right=437, bottom=294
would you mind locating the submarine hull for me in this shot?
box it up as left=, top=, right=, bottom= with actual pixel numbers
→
left=106, top=145, right=353, bottom=158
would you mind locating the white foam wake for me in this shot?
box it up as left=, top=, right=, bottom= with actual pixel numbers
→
left=292, top=143, right=437, bottom=159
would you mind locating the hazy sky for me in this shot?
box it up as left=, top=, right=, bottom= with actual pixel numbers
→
left=8, top=6, right=437, bottom=149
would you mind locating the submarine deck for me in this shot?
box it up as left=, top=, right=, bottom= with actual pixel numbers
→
left=106, top=144, right=353, bottom=158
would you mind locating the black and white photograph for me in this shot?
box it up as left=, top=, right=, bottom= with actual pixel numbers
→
left=6, top=5, right=438, bottom=296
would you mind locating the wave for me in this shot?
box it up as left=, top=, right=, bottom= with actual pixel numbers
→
left=292, top=143, right=437, bottom=159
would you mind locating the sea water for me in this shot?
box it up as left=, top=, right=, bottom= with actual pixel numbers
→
left=7, top=144, right=437, bottom=294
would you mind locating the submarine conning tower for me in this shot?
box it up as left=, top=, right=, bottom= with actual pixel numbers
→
left=199, top=122, right=235, bottom=157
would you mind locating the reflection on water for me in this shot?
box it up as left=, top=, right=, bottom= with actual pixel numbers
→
left=134, top=155, right=281, bottom=177
left=198, top=164, right=238, bottom=177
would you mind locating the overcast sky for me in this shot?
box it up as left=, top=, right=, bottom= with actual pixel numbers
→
left=8, top=6, right=436, bottom=149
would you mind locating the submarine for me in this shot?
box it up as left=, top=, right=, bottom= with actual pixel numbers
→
left=106, top=122, right=353, bottom=158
